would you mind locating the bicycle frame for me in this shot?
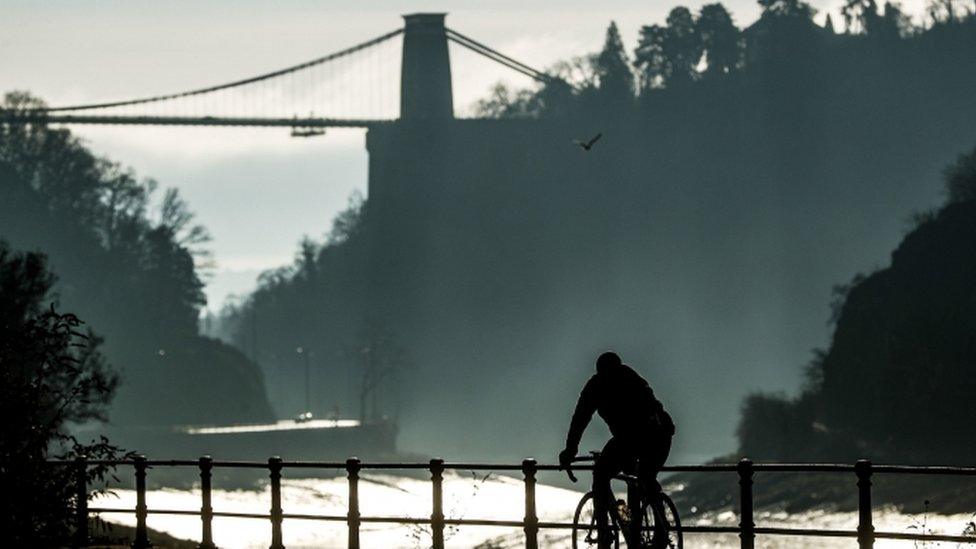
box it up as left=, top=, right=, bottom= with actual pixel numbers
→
left=567, top=454, right=653, bottom=547
left=565, top=452, right=681, bottom=547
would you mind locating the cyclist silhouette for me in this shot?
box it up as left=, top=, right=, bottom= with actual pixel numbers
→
left=559, top=351, right=675, bottom=548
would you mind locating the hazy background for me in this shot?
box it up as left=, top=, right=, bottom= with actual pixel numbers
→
left=4, top=5, right=976, bottom=546
left=0, top=0, right=930, bottom=310
left=5, top=0, right=972, bottom=469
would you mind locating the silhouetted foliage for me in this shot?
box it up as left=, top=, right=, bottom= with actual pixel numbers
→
left=842, top=0, right=882, bottom=34
left=944, top=147, right=976, bottom=204
left=217, top=194, right=385, bottom=419
left=698, top=3, right=742, bottom=77
left=346, top=323, right=410, bottom=423
left=0, top=242, right=126, bottom=545
left=757, top=0, right=816, bottom=18
left=0, top=92, right=273, bottom=427
left=634, top=24, right=669, bottom=92
left=594, top=22, right=635, bottom=107
left=662, top=7, right=704, bottom=87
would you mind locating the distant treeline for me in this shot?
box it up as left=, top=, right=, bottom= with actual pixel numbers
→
left=477, top=0, right=974, bottom=118
left=0, top=92, right=273, bottom=426
left=214, top=192, right=385, bottom=421
left=217, top=1, right=976, bottom=461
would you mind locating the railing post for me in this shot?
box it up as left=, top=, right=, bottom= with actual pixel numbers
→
left=73, top=454, right=88, bottom=548
left=198, top=456, right=215, bottom=549
left=856, top=459, right=874, bottom=549
left=737, top=458, right=755, bottom=549
left=268, top=457, right=284, bottom=549
left=522, top=458, right=539, bottom=549
left=346, top=457, right=361, bottom=549
left=132, top=454, right=151, bottom=549
left=627, top=471, right=642, bottom=543
left=430, top=458, right=445, bottom=549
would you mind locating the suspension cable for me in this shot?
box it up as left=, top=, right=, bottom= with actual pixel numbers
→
left=445, top=28, right=553, bottom=84
left=39, top=28, right=404, bottom=113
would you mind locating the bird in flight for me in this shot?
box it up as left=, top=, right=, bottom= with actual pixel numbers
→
left=573, top=133, right=602, bottom=151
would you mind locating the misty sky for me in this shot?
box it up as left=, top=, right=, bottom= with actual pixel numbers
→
left=1, top=0, right=930, bottom=310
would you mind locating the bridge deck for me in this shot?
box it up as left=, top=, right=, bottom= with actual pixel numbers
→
left=2, top=113, right=393, bottom=128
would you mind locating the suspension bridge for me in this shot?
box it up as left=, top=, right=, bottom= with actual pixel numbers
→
left=1, top=13, right=556, bottom=132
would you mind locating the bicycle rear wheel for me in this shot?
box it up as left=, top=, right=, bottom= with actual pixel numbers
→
left=572, top=492, right=620, bottom=549
left=641, top=492, right=682, bottom=549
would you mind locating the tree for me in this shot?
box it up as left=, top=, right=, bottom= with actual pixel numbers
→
left=100, top=168, right=153, bottom=253
left=877, top=2, right=914, bottom=38
left=594, top=21, right=636, bottom=105
left=552, top=55, right=601, bottom=91
left=758, top=0, right=817, bottom=19
left=473, top=83, right=536, bottom=118
left=943, top=145, right=976, bottom=204
left=746, top=0, right=819, bottom=69
left=327, top=190, right=366, bottom=245
left=634, top=24, right=669, bottom=92
left=347, top=323, right=409, bottom=423
left=138, top=225, right=206, bottom=337
left=472, top=78, right=575, bottom=119
left=842, top=0, right=881, bottom=34
left=824, top=13, right=837, bottom=33
left=663, top=7, right=705, bottom=86
left=0, top=242, right=124, bottom=545
left=698, top=3, right=742, bottom=78
left=158, top=187, right=211, bottom=250
left=925, top=0, right=972, bottom=24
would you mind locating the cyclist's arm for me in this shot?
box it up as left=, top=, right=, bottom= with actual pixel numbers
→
left=565, top=377, right=598, bottom=451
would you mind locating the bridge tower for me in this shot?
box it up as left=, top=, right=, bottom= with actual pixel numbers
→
left=400, top=13, right=454, bottom=120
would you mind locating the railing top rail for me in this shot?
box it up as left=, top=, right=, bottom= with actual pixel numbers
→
left=46, top=458, right=976, bottom=475
left=60, top=454, right=976, bottom=548
left=872, top=464, right=976, bottom=475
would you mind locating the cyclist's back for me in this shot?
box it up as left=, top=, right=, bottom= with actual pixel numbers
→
left=569, top=361, right=673, bottom=446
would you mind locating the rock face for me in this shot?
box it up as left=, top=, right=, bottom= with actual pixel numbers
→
left=817, top=199, right=976, bottom=463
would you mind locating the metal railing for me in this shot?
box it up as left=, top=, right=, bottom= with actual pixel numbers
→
left=53, top=456, right=976, bottom=548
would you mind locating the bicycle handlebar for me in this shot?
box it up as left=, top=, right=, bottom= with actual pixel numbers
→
left=562, top=454, right=596, bottom=483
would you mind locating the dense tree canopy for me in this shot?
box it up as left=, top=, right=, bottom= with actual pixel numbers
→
left=0, top=93, right=273, bottom=426
left=477, top=0, right=973, bottom=112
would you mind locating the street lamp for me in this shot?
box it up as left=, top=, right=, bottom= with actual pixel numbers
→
left=296, top=346, right=312, bottom=422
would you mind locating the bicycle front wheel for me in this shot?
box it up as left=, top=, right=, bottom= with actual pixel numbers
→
left=572, top=492, right=620, bottom=549
left=642, top=492, right=683, bottom=549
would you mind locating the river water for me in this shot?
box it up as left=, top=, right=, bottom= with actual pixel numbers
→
left=95, top=473, right=976, bottom=548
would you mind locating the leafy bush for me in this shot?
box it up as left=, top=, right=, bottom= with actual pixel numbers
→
left=0, top=242, right=127, bottom=545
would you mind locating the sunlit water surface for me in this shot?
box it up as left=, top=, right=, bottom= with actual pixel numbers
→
left=95, top=473, right=976, bottom=548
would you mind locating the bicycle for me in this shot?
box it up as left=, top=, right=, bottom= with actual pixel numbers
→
left=565, top=452, right=682, bottom=549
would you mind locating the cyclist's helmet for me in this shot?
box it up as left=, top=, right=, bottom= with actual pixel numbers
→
left=596, top=351, right=622, bottom=373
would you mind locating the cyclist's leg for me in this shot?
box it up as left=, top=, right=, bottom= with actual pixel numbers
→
left=593, top=438, right=625, bottom=548
left=639, top=435, right=672, bottom=548
left=637, top=433, right=670, bottom=489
